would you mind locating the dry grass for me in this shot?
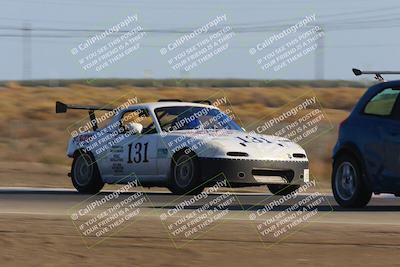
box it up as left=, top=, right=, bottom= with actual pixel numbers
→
left=0, top=83, right=366, bottom=187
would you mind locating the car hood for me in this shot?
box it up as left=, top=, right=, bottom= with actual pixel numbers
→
left=161, top=129, right=307, bottom=161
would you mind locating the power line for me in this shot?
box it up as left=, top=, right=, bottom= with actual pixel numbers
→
left=1, top=18, right=400, bottom=39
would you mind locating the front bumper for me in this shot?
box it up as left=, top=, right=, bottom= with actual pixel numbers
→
left=198, top=157, right=309, bottom=186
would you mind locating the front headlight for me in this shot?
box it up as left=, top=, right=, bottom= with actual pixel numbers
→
left=197, top=141, right=226, bottom=157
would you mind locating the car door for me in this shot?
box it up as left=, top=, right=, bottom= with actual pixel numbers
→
left=106, top=108, right=159, bottom=182
left=123, top=133, right=159, bottom=178
left=361, top=87, right=400, bottom=191
left=381, top=91, right=400, bottom=191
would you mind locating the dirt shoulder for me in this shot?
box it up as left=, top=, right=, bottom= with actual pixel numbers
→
left=0, top=214, right=398, bottom=267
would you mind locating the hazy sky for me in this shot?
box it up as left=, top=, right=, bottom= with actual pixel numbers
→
left=0, top=0, right=399, bottom=80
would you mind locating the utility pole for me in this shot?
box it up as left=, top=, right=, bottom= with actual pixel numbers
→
left=315, top=25, right=324, bottom=80
left=22, top=22, right=32, bottom=81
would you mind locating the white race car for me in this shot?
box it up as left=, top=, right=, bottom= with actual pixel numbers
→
left=56, top=99, right=309, bottom=195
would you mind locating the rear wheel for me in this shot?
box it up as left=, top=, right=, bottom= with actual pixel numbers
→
left=332, top=154, right=371, bottom=208
left=267, top=184, right=300, bottom=195
left=168, top=151, right=204, bottom=195
left=71, top=152, right=104, bottom=194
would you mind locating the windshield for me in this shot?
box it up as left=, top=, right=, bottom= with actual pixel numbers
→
left=155, top=106, right=243, bottom=132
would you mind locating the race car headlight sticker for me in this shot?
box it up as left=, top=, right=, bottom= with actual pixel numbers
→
left=226, top=151, right=249, bottom=157
left=202, top=141, right=226, bottom=157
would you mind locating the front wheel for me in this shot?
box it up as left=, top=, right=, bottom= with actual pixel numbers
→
left=71, top=152, right=104, bottom=194
left=332, top=155, right=372, bottom=208
left=267, top=184, right=300, bottom=195
left=168, top=151, right=204, bottom=195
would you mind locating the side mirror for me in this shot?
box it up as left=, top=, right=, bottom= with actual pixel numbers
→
left=126, top=122, right=143, bottom=134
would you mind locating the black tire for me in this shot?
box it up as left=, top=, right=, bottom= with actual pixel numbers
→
left=168, top=151, right=204, bottom=195
left=267, top=184, right=300, bottom=195
left=332, top=154, right=372, bottom=208
left=71, top=152, right=104, bottom=194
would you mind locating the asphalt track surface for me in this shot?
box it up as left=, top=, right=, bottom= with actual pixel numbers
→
left=1, top=187, right=400, bottom=214
left=1, top=187, right=400, bottom=266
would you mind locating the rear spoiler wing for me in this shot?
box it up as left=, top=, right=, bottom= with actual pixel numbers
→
left=55, top=101, right=114, bottom=131
left=352, top=68, right=400, bottom=82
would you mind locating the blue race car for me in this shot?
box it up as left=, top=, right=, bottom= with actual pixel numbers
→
left=332, top=68, right=400, bottom=208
